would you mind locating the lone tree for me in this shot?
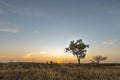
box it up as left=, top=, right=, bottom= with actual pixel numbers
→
left=65, top=39, right=89, bottom=64
left=92, top=56, right=107, bottom=64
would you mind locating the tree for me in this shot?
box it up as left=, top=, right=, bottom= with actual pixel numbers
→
left=92, top=56, right=107, bottom=64
left=65, top=39, right=89, bottom=64
left=50, top=61, right=53, bottom=64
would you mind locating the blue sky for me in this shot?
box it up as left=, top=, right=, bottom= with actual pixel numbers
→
left=0, top=0, right=120, bottom=63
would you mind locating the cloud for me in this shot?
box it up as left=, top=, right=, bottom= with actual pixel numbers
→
left=0, top=22, right=18, bottom=33
left=103, top=41, right=113, bottom=45
left=92, top=2, right=120, bottom=15
left=0, top=55, right=11, bottom=61
left=0, top=55, right=6, bottom=59
left=103, top=40, right=117, bottom=45
left=0, top=28, right=17, bottom=33
left=22, top=51, right=48, bottom=59
left=0, top=1, right=48, bottom=17
left=23, top=53, right=32, bottom=59
left=39, top=51, right=48, bottom=54
left=0, top=55, right=19, bottom=62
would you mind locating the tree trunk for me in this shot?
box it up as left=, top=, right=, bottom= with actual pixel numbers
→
left=78, top=58, right=80, bottom=64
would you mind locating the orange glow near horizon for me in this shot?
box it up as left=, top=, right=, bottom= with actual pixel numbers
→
left=0, top=53, right=91, bottom=63
left=0, top=51, right=120, bottom=63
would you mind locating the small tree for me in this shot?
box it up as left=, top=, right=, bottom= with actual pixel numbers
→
left=50, top=61, right=53, bottom=64
left=65, top=39, right=89, bottom=64
left=93, top=56, right=107, bottom=64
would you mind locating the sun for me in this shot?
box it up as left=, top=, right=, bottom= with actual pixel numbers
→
left=56, top=60, right=62, bottom=64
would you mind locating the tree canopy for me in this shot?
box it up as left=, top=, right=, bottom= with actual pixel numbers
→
left=65, top=39, right=89, bottom=64
left=92, top=56, right=107, bottom=64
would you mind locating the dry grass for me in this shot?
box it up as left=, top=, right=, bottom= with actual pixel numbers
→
left=0, top=62, right=120, bottom=80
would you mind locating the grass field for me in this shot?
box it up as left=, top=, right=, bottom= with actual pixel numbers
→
left=0, top=62, right=120, bottom=80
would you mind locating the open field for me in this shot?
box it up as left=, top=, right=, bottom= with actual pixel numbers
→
left=0, top=62, right=120, bottom=80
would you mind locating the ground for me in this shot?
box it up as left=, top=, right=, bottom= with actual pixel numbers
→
left=0, top=62, right=120, bottom=80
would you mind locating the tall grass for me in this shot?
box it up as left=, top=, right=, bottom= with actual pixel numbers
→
left=0, top=62, right=120, bottom=80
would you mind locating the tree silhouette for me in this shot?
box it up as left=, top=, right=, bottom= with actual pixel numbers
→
left=93, top=56, right=107, bottom=64
left=65, top=39, right=89, bottom=64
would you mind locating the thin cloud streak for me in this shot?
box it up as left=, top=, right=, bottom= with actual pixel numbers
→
left=22, top=51, right=48, bottom=59
left=0, top=55, right=6, bottom=59
left=0, top=1, right=48, bottom=18
left=23, top=53, right=32, bottom=59
left=0, top=22, right=18, bottom=33
left=103, top=39, right=118, bottom=45
left=91, top=1, right=120, bottom=15
left=103, top=41, right=113, bottom=45
left=0, top=28, right=17, bottom=33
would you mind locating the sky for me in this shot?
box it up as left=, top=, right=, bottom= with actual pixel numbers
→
left=0, top=0, right=120, bottom=63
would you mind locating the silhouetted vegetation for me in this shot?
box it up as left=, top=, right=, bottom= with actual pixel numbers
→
left=65, top=39, right=89, bottom=64
left=91, top=56, right=107, bottom=64
left=50, top=61, right=54, bottom=64
left=0, top=62, right=120, bottom=80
